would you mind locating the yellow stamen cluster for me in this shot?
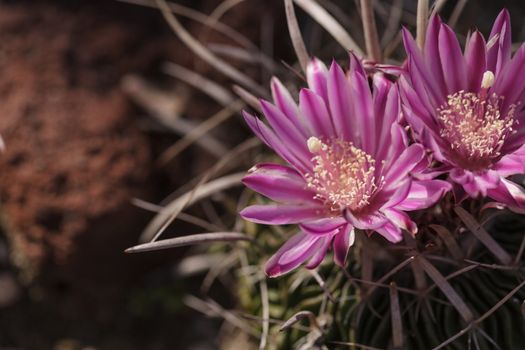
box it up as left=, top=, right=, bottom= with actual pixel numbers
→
left=305, top=137, right=378, bottom=212
left=437, top=90, right=516, bottom=168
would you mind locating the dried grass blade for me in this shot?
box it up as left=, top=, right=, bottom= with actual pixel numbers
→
left=163, top=62, right=235, bottom=106
left=293, top=0, right=364, bottom=56
left=429, top=224, right=463, bottom=260
left=416, top=0, right=429, bottom=49
left=389, top=282, right=403, bottom=349
left=360, top=0, right=382, bottom=62
left=209, top=0, right=246, bottom=23
left=418, top=255, right=474, bottom=322
left=184, top=295, right=260, bottom=337
left=140, top=172, right=244, bottom=242
left=208, top=43, right=279, bottom=73
left=285, top=0, right=309, bottom=73
left=431, top=0, right=448, bottom=15
left=279, top=311, right=319, bottom=332
left=310, top=270, right=336, bottom=303
left=259, top=279, right=270, bottom=349
left=366, top=256, right=414, bottom=297
left=121, top=75, right=227, bottom=156
left=448, top=0, right=468, bottom=28
left=454, top=206, right=512, bottom=265
left=119, top=0, right=255, bottom=47
left=433, top=278, right=525, bottom=350
left=515, top=234, right=525, bottom=265
left=380, top=0, right=402, bottom=49
left=159, top=100, right=244, bottom=164
left=126, top=232, right=251, bottom=253
left=329, top=341, right=384, bottom=350
left=233, top=85, right=262, bottom=112
left=404, top=231, right=427, bottom=290
left=477, top=278, right=525, bottom=323
left=154, top=0, right=267, bottom=97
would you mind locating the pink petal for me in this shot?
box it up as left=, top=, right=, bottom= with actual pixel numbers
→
left=375, top=221, right=403, bottom=243
left=344, top=211, right=389, bottom=230
left=327, top=61, right=354, bottom=142
left=300, top=217, right=347, bottom=235
left=402, top=27, right=443, bottom=104
left=243, top=111, right=310, bottom=172
left=333, top=225, right=355, bottom=267
left=306, top=58, right=329, bottom=102
left=486, top=178, right=525, bottom=209
left=370, top=79, right=398, bottom=162
left=464, top=31, right=487, bottom=92
left=450, top=169, right=500, bottom=197
left=350, top=70, right=375, bottom=153
left=423, top=15, right=447, bottom=97
left=382, top=208, right=418, bottom=235
left=240, top=204, right=324, bottom=225
left=265, top=232, right=320, bottom=277
left=305, top=235, right=332, bottom=269
left=487, top=9, right=511, bottom=74
left=270, top=78, right=306, bottom=136
left=396, top=179, right=451, bottom=211
left=242, top=163, right=318, bottom=204
left=383, top=143, right=425, bottom=187
left=299, top=88, right=335, bottom=138
left=260, top=100, right=309, bottom=160
left=379, top=179, right=412, bottom=209
left=438, top=23, right=467, bottom=93
left=493, top=154, right=525, bottom=177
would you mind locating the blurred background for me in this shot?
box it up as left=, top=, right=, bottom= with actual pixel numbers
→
left=0, top=0, right=523, bottom=349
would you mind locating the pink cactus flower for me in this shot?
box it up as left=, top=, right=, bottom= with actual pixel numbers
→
left=241, top=57, right=450, bottom=277
left=400, top=10, right=525, bottom=209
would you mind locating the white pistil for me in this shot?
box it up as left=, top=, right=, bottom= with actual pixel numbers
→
left=307, top=136, right=323, bottom=153
left=481, top=70, right=495, bottom=89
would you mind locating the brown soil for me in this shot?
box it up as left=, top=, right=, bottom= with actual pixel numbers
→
left=0, top=2, right=176, bottom=281
left=0, top=0, right=287, bottom=348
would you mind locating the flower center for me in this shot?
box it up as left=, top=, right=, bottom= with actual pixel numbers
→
left=305, top=137, right=379, bottom=212
left=437, top=78, right=516, bottom=170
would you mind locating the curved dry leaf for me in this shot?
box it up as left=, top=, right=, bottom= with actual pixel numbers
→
left=233, top=85, right=262, bottom=112
left=431, top=0, right=448, bottom=15
left=259, top=280, right=269, bottom=350
left=418, top=256, right=474, bottom=323
left=163, top=62, right=235, bottom=106
left=432, top=279, right=525, bottom=350
left=208, top=43, right=279, bottom=74
left=380, top=0, right=403, bottom=49
left=184, top=295, right=260, bottom=337
left=141, top=137, right=260, bottom=243
left=293, top=0, right=364, bottom=56
left=279, top=311, right=319, bottom=332
left=416, top=0, right=429, bottom=49
left=448, top=0, right=468, bottom=28
left=122, top=74, right=227, bottom=157
left=126, top=232, right=251, bottom=253
left=140, top=172, right=244, bottom=242
left=360, top=0, right=382, bottom=62
left=119, top=0, right=254, bottom=49
left=429, top=224, right=463, bottom=260
left=389, top=283, right=403, bottom=349
left=285, top=0, right=309, bottom=73
left=158, top=100, right=245, bottom=164
left=454, top=206, right=512, bottom=265
left=209, top=0, right=246, bottom=23
left=155, top=0, right=267, bottom=97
